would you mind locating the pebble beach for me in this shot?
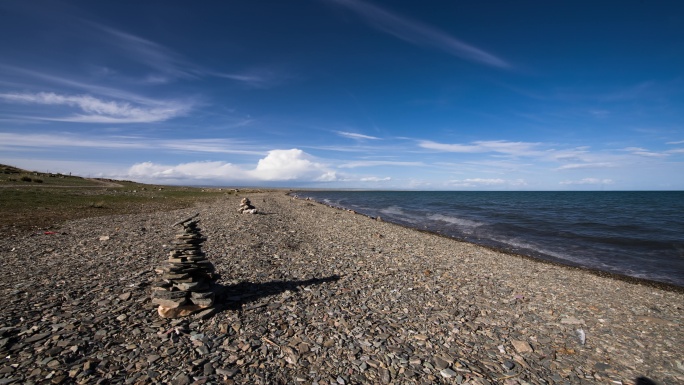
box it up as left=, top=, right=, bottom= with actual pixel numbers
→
left=0, top=191, right=682, bottom=384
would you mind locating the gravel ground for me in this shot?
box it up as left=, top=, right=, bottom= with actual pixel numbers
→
left=0, top=191, right=681, bottom=385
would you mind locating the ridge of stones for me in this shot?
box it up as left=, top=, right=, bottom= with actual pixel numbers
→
left=152, top=213, right=216, bottom=318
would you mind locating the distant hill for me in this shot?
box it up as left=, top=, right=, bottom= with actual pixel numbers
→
left=0, top=164, right=28, bottom=174
left=0, top=163, right=116, bottom=186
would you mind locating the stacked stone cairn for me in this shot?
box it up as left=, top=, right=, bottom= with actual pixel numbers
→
left=238, top=197, right=258, bottom=214
left=152, top=213, right=216, bottom=318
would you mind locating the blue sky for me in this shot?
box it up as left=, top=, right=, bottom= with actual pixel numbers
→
left=1, top=0, right=683, bottom=190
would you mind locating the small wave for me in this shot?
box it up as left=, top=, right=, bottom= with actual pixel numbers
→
left=378, top=205, right=422, bottom=224
left=490, top=236, right=573, bottom=261
left=427, top=214, right=483, bottom=229
left=380, top=205, right=406, bottom=216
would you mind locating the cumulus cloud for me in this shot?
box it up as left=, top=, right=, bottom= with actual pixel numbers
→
left=126, top=149, right=337, bottom=184
left=254, top=149, right=336, bottom=181
left=0, top=91, right=188, bottom=123
left=559, top=178, right=614, bottom=185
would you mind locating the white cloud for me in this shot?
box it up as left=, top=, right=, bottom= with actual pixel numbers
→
left=327, top=0, right=509, bottom=68
left=336, top=131, right=381, bottom=140
left=461, top=178, right=505, bottom=185
left=556, top=162, right=614, bottom=170
left=666, top=140, right=684, bottom=145
left=0, top=132, right=262, bottom=155
left=93, top=24, right=288, bottom=88
left=445, top=178, right=527, bottom=189
left=126, top=149, right=337, bottom=184
left=0, top=65, right=169, bottom=105
left=339, top=160, right=423, bottom=168
left=419, top=140, right=540, bottom=156
left=212, top=68, right=290, bottom=89
left=128, top=161, right=248, bottom=180
left=0, top=91, right=188, bottom=123
left=559, top=178, right=614, bottom=185
left=447, top=178, right=526, bottom=188
left=254, top=149, right=336, bottom=181
left=360, top=176, right=391, bottom=182
left=92, top=24, right=198, bottom=80
left=623, top=147, right=668, bottom=158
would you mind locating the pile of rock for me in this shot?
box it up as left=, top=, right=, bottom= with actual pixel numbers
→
left=152, top=213, right=216, bottom=318
left=238, top=197, right=258, bottom=214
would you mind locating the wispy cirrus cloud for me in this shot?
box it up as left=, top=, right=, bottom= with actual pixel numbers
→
left=339, top=160, right=423, bottom=168
left=560, top=178, right=614, bottom=186
left=419, top=140, right=540, bottom=156
left=623, top=147, right=668, bottom=158
left=327, top=0, right=509, bottom=69
left=0, top=65, right=167, bottom=104
left=447, top=178, right=527, bottom=188
left=359, top=176, right=391, bottom=182
left=0, top=91, right=189, bottom=123
left=0, top=132, right=263, bottom=155
left=90, top=24, right=288, bottom=88
left=211, top=68, right=292, bottom=89
left=91, top=24, right=198, bottom=80
left=336, top=131, right=381, bottom=140
left=556, top=162, right=614, bottom=170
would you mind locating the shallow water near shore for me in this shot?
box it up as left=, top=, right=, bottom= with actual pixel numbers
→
left=298, top=191, right=684, bottom=287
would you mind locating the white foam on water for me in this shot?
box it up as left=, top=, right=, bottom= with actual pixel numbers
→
left=427, top=214, right=483, bottom=229
left=490, top=235, right=589, bottom=266
left=380, top=205, right=406, bottom=216
left=379, top=205, right=421, bottom=224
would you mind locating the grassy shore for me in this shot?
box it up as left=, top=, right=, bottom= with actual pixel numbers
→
left=0, top=164, right=247, bottom=236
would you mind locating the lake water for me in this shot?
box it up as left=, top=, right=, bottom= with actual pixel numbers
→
left=296, top=191, right=684, bottom=287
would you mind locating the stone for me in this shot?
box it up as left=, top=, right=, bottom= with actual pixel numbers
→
left=511, top=340, right=533, bottom=353
left=216, top=368, right=239, bottom=377
left=433, top=356, right=450, bottom=370
left=24, top=332, right=51, bottom=343
left=152, top=297, right=189, bottom=308
left=379, top=367, right=391, bottom=384
left=440, top=368, right=457, bottom=378
left=171, top=374, right=191, bottom=385
left=560, top=316, right=584, bottom=325
left=190, top=296, right=214, bottom=307
left=152, top=290, right=187, bottom=300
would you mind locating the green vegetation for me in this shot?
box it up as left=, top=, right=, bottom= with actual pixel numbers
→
left=0, top=164, right=248, bottom=235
